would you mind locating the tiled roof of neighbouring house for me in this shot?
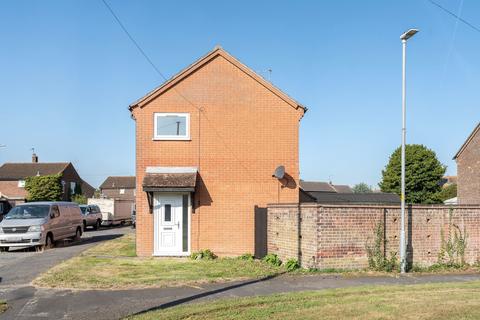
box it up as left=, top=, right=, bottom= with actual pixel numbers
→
left=299, top=180, right=353, bottom=193
left=299, top=180, right=336, bottom=192
left=0, top=163, right=70, bottom=180
left=305, top=192, right=401, bottom=204
left=100, top=176, right=136, bottom=189
left=331, top=185, right=354, bottom=193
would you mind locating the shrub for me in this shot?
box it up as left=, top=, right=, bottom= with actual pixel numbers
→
left=285, top=258, right=300, bottom=271
left=190, top=249, right=217, bottom=260
left=263, top=253, right=282, bottom=266
left=438, top=209, right=468, bottom=267
left=25, top=174, right=63, bottom=202
left=71, top=194, right=87, bottom=205
left=238, top=253, right=254, bottom=261
left=365, top=222, right=398, bottom=272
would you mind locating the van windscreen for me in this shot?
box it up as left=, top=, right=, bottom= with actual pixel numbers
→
left=5, top=205, right=50, bottom=220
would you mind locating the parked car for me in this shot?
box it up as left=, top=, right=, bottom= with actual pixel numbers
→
left=0, top=202, right=83, bottom=252
left=88, top=198, right=133, bottom=226
left=79, top=204, right=103, bottom=230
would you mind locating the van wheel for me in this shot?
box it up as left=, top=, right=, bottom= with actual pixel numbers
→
left=0, top=247, right=8, bottom=252
left=40, top=234, right=54, bottom=251
left=93, top=220, right=100, bottom=230
left=74, top=227, right=82, bottom=241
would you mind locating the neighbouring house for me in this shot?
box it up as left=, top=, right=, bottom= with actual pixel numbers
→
left=301, top=191, right=400, bottom=204
left=454, top=122, right=480, bottom=204
left=439, top=175, right=457, bottom=188
left=130, top=46, right=306, bottom=257
left=0, top=154, right=95, bottom=207
left=299, top=180, right=353, bottom=193
left=99, top=176, right=136, bottom=200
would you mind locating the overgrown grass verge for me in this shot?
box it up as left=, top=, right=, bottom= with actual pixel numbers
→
left=127, top=281, right=480, bottom=320
left=0, top=300, right=7, bottom=314
left=33, top=234, right=282, bottom=289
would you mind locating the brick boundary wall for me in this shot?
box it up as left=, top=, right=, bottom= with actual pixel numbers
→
left=267, top=203, right=480, bottom=269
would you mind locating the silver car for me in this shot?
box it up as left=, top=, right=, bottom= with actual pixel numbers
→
left=79, top=205, right=103, bottom=230
left=0, top=202, right=83, bottom=252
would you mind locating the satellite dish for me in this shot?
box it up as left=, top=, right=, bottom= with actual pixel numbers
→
left=273, top=165, right=285, bottom=179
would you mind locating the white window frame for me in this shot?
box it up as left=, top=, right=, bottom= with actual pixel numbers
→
left=153, top=112, right=190, bottom=141
left=18, top=180, right=25, bottom=188
left=119, top=188, right=125, bottom=195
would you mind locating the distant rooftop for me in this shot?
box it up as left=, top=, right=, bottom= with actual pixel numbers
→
left=0, top=162, right=70, bottom=180
left=299, top=180, right=353, bottom=193
left=303, top=191, right=401, bottom=205
left=99, top=176, right=136, bottom=189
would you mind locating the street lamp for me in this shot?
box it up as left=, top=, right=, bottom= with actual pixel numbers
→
left=399, top=28, right=418, bottom=274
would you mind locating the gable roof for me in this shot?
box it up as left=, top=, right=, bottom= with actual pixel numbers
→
left=99, top=176, right=136, bottom=189
left=129, top=46, right=307, bottom=113
left=0, top=163, right=70, bottom=181
left=454, top=122, right=480, bottom=160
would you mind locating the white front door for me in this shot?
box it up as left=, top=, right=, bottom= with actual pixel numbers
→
left=153, top=194, right=183, bottom=255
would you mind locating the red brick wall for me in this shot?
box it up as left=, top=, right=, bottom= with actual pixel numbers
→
left=457, top=128, right=480, bottom=204
left=133, top=55, right=303, bottom=256
left=268, top=203, right=480, bottom=269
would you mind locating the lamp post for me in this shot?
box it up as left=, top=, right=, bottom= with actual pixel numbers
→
left=399, top=28, right=418, bottom=274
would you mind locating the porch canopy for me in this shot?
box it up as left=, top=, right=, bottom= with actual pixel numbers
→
left=142, top=167, right=197, bottom=213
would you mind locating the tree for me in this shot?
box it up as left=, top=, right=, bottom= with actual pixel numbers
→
left=379, top=144, right=446, bottom=204
left=353, top=183, right=372, bottom=193
left=25, top=174, right=63, bottom=202
left=436, top=184, right=457, bottom=202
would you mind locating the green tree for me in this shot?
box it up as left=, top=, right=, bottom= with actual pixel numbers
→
left=379, top=144, right=446, bottom=204
left=25, top=174, right=63, bottom=202
left=436, top=184, right=457, bottom=202
left=352, top=183, right=372, bottom=193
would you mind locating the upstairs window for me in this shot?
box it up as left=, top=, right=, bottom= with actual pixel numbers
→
left=119, top=188, right=125, bottom=195
left=154, top=113, right=190, bottom=140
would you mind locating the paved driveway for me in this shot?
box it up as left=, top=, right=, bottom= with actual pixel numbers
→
left=0, top=226, right=131, bottom=287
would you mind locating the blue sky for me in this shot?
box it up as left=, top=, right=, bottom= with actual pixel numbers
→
left=0, top=0, right=478, bottom=188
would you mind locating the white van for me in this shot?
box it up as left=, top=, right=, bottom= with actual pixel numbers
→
left=0, top=202, right=83, bottom=252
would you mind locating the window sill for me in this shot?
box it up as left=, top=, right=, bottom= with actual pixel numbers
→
left=152, top=137, right=191, bottom=141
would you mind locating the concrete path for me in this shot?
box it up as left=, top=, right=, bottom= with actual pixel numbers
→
left=2, top=272, right=480, bottom=319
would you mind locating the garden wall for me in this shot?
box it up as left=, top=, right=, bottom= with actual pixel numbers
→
left=267, top=203, right=480, bottom=269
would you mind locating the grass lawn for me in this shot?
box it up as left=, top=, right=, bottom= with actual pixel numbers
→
left=33, top=233, right=281, bottom=289
left=128, top=281, right=480, bottom=320
left=0, top=300, right=7, bottom=314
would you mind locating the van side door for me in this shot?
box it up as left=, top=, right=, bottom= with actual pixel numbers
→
left=49, top=205, right=62, bottom=240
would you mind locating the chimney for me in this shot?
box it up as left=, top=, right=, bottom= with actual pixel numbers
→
left=32, top=153, right=38, bottom=163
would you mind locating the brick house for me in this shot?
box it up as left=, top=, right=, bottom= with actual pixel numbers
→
left=0, top=154, right=95, bottom=208
left=130, top=47, right=306, bottom=257
left=99, top=176, right=136, bottom=201
left=454, top=122, right=480, bottom=204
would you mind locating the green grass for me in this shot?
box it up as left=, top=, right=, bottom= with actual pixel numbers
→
left=128, top=281, right=480, bottom=320
left=0, top=300, right=7, bottom=314
left=33, top=234, right=282, bottom=289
